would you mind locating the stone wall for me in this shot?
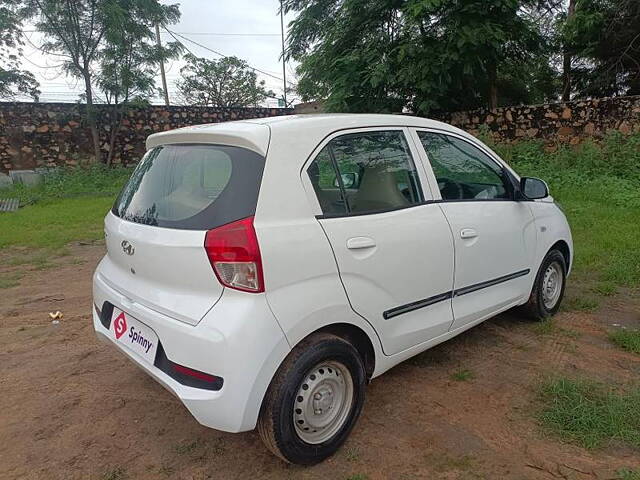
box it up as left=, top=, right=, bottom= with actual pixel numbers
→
left=0, top=103, right=293, bottom=172
left=436, top=95, right=640, bottom=144
left=2, top=95, right=639, bottom=172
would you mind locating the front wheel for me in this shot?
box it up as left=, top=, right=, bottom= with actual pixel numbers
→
left=522, top=249, right=567, bottom=320
left=257, top=333, right=366, bottom=465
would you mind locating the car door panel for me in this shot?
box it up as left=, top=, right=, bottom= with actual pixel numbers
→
left=319, top=205, right=455, bottom=355
left=304, top=128, right=455, bottom=356
left=437, top=201, right=536, bottom=328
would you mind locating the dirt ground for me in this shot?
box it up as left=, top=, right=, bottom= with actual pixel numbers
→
left=1, top=244, right=639, bottom=480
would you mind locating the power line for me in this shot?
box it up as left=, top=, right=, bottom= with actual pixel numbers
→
left=164, top=28, right=289, bottom=104
left=24, top=29, right=281, bottom=37
left=161, top=31, right=280, bottom=37
left=166, top=29, right=296, bottom=86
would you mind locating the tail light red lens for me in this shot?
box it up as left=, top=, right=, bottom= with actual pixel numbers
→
left=204, top=216, right=265, bottom=293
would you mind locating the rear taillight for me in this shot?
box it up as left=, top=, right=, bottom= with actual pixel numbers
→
left=204, top=216, right=264, bottom=293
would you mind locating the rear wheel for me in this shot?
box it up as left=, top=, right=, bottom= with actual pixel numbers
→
left=258, top=333, right=366, bottom=465
left=522, top=249, right=567, bottom=320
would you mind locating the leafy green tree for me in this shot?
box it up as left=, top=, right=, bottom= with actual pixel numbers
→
left=97, top=0, right=181, bottom=165
left=283, top=0, right=557, bottom=114
left=564, top=0, right=640, bottom=97
left=0, top=0, right=39, bottom=99
left=177, top=53, right=274, bottom=107
left=20, top=0, right=180, bottom=163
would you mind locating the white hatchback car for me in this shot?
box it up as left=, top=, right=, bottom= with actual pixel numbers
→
left=93, top=114, right=572, bottom=464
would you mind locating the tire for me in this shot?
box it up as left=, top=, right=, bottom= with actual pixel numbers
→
left=257, top=333, right=366, bottom=465
left=522, top=249, right=567, bottom=320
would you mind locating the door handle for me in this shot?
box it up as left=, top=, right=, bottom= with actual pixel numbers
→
left=347, top=237, right=376, bottom=249
left=460, top=228, right=478, bottom=239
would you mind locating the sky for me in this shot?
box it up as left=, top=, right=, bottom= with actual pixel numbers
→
left=17, top=0, right=298, bottom=107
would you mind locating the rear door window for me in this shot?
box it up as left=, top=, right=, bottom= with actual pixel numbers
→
left=307, top=130, right=424, bottom=215
left=112, top=144, right=265, bottom=230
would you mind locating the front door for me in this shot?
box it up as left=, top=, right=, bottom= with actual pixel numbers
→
left=413, top=130, right=537, bottom=330
left=305, top=128, right=455, bottom=356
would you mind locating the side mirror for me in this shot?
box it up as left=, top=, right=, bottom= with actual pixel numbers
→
left=334, top=172, right=358, bottom=189
left=520, top=177, right=549, bottom=200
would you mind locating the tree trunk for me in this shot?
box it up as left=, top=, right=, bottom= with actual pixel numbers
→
left=562, top=0, right=576, bottom=102
left=487, top=60, right=498, bottom=110
left=106, top=107, right=124, bottom=167
left=83, top=72, right=102, bottom=164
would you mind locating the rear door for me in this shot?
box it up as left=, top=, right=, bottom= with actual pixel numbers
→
left=411, top=130, right=536, bottom=330
left=304, top=128, right=455, bottom=356
left=101, top=143, right=265, bottom=325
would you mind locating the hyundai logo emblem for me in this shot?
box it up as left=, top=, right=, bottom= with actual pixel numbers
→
left=121, top=240, right=135, bottom=256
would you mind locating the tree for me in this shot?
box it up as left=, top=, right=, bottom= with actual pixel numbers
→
left=0, top=0, right=39, bottom=99
left=21, top=0, right=110, bottom=162
left=283, top=0, right=557, bottom=114
left=564, top=0, right=640, bottom=97
left=20, top=0, right=180, bottom=163
left=177, top=54, right=274, bottom=107
left=97, top=0, right=181, bottom=165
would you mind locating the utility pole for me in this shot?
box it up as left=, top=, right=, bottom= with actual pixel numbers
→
left=280, top=0, right=287, bottom=107
left=156, top=23, right=170, bottom=106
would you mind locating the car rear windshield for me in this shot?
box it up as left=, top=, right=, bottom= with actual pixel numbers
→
left=112, top=144, right=265, bottom=230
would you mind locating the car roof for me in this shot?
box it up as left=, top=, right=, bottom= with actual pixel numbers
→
left=146, top=113, right=467, bottom=157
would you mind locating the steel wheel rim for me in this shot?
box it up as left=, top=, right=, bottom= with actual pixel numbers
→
left=293, top=360, right=354, bottom=444
left=542, top=261, right=563, bottom=309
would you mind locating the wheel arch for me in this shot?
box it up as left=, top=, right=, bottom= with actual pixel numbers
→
left=254, top=321, right=377, bottom=427
left=550, top=239, right=571, bottom=272
left=313, top=322, right=376, bottom=380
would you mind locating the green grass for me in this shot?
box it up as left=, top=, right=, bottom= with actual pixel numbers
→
left=530, top=318, right=580, bottom=338
left=2, top=164, right=132, bottom=205
left=174, top=439, right=201, bottom=455
left=0, top=165, right=129, bottom=253
left=0, top=272, right=22, bottom=289
left=0, top=196, right=114, bottom=250
left=532, top=318, right=557, bottom=335
left=451, top=369, right=474, bottom=381
left=609, top=329, right=640, bottom=355
left=592, top=281, right=618, bottom=297
left=346, top=475, right=368, bottom=480
left=618, top=469, right=640, bottom=480
left=101, top=466, right=126, bottom=480
left=491, top=132, right=640, bottom=288
left=539, top=378, right=640, bottom=449
left=343, top=446, right=360, bottom=461
left=561, top=295, right=599, bottom=313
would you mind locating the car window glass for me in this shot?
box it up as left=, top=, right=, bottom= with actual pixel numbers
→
left=307, top=148, right=349, bottom=215
left=308, top=131, right=423, bottom=215
left=113, top=144, right=264, bottom=230
left=418, top=132, right=509, bottom=201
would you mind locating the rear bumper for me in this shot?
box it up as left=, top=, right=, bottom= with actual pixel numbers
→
left=92, top=265, right=290, bottom=432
